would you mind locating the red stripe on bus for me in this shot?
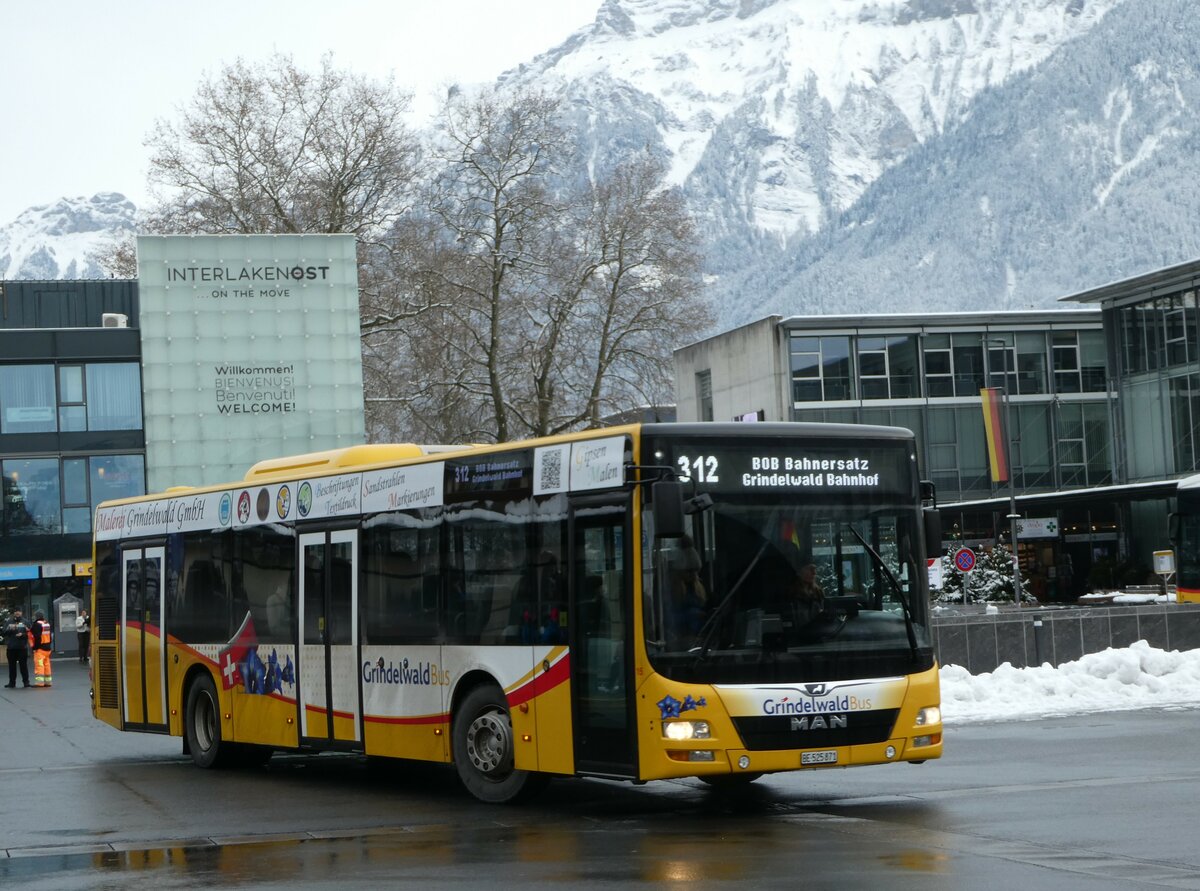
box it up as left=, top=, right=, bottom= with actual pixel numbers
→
left=364, top=713, right=448, bottom=726
left=506, top=653, right=571, bottom=707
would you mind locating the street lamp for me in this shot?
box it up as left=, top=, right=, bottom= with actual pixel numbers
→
left=986, top=337, right=1023, bottom=608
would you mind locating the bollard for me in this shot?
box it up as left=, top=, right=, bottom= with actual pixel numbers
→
left=1031, top=617, right=1051, bottom=667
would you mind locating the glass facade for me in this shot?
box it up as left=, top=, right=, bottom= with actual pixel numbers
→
left=786, top=321, right=1113, bottom=505
left=1114, top=287, right=1200, bottom=480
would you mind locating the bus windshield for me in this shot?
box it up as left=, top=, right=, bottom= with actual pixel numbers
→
left=642, top=432, right=934, bottom=684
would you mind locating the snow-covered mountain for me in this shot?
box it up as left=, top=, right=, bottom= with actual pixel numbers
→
left=506, top=0, right=1122, bottom=249
left=729, top=0, right=1200, bottom=321
left=0, top=193, right=135, bottom=279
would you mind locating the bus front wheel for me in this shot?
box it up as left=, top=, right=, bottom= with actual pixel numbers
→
left=452, top=685, right=547, bottom=803
left=185, top=673, right=236, bottom=769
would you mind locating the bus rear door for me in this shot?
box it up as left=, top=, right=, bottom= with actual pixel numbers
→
left=121, top=544, right=168, bottom=732
left=298, top=529, right=361, bottom=746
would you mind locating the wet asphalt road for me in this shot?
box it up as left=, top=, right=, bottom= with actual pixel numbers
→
left=2, top=660, right=1200, bottom=888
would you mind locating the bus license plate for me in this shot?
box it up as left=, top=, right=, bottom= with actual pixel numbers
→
left=801, top=750, right=838, bottom=765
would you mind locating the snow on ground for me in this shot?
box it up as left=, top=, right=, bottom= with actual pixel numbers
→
left=940, top=641, right=1200, bottom=724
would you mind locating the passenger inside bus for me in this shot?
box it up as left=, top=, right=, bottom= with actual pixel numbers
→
left=666, top=537, right=707, bottom=649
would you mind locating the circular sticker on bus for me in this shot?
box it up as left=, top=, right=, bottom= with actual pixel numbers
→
left=237, top=491, right=252, bottom=524
left=276, top=485, right=291, bottom=519
left=297, top=482, right=313, bottom=518
left=256, top=488, right=270, bottom=521
left=219, top=492, right=232, bottom=526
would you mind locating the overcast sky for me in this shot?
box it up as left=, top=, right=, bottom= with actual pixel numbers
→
left=0, top=0, right=598, bottom=224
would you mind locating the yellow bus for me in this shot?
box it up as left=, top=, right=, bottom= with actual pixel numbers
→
left=89, top=422, right=943, bottom=802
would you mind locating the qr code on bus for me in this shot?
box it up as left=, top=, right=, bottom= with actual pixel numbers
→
left=539, top=447, right=564, bottom=492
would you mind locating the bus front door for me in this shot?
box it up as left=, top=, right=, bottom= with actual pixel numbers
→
left=569, top=497, right=636, bottom=777
left=121, top=545, right=168, bottom=732
left=298, top=530, right=360, bottom=746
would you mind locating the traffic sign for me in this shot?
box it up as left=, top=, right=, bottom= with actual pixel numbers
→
left=954, top=547, right=977, bottom=573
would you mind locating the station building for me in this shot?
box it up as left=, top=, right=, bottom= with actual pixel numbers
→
left=1, top=233, right=367, bottom=621
left=674, top=267, right=1200, bottom=602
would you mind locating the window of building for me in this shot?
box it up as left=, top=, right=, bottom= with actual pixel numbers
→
left=696, top=370, right=713, bottom=421
left=90, top=455, right=146, bottom=509
left=952, top=334, right=985, bottom=397
left=1013, top=403, right=1054, bottom=490
left=790, top=335, right=852, bottom=402
left=1165, top=296, right=1191, bottom=367
left=2, top=457, right=61, bottom=535
left=61, top=458, right=91, bottom=534
left=1054, top=402, right=1111, bottom=487
left=0, top=362, right=142, bottom=435
left=57, top=365, right=87, bottom=432
left=858, top=337, right=889, bottom=399
left=923, top=334, right=953, bottom=397
left=1, top=454, right=144, bottom=537
left=858, top=335, right=919, bottom=400
left=1120, top=305, right=1147, bottom=374
left=85, top=363, right=143, bottom=430
left=1015, top=332, right=1048, bottom=394
left=1053, top=332, right=1082, bottom=393
left=0, top=365, right=56, bottom=434
left=921, top=332, right=985, bottom=397
left=985, top=334, right=1018, bottom=393
left=1171, top=373, right=1200, bottom=474
left=1079, top=330, right=1106, bottom=392
left=926, top=408, right=959, bottom=496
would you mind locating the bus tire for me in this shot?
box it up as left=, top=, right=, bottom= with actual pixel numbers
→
left=452, top=685, right=547, bottom=804
left=185, top=673, right=236, bottom=769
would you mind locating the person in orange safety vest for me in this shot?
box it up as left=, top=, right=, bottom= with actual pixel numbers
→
left=30, top=610, right=52, bottom=688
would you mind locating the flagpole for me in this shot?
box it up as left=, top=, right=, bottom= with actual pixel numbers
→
left=990, top=338, right=1023, bottom=608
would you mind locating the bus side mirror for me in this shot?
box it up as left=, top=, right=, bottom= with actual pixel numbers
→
left=652, top=480, right=686, bottom=539
left=923, top=508, right=943, bottom=559
left=1169, top=512, right=1180, bottom=545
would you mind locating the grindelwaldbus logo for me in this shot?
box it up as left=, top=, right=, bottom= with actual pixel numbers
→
left=297, top=482, right=313, bottom=517
left=362, top=656, right=449, bottom=686
left=276, top=485, right=290, bottom=519
left=219, top=493, right=232, bottom=526
left=762, top=693, right=872, bottom=714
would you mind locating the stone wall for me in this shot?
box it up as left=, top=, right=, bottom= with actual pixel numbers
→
left=932, top=603, right=1200, bottom=674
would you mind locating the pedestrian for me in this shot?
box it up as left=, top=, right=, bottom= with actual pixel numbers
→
left=3, top=607, right=31, bottom=688
left=76, top=609, right=91, bottom=664
left=30, top=610, right=53, bottom=688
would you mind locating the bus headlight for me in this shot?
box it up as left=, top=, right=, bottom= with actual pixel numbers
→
left=664, top=720, right=711, bottom=741
left=915, top=707, right=941, bottom=726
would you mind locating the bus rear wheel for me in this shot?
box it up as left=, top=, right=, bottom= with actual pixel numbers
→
left=452, top=685, right=547, bottom=803
left=185, top=673, right=237, bottom=769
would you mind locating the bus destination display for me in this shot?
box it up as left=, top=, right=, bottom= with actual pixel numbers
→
left=656, top=439, right=914, bottom=498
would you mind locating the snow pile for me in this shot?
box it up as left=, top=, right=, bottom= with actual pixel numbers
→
left=939, top=641, right=1200, bottom=724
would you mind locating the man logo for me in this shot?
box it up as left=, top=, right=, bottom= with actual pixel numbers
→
left=803, top=683, right=828, bottom=696
left=791, top=714, right=847, bottom=731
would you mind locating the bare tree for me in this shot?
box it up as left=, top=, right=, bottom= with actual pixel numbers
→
left=144, top=54, right=421, bottom=237
left=379, top=87, right=708, bottom=443
left=90, top=232, right=138, bottom=278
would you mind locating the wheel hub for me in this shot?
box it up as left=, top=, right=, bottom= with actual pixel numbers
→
left=466, top=709, right=511, bottom=776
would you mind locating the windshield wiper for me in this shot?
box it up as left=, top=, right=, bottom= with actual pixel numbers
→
left=692, top=538, right=772, bottom=659
left=846, top=525, right=920, bottom=661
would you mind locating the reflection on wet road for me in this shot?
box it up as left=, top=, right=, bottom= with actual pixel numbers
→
left=4, top=688, right=1200, bottom=890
